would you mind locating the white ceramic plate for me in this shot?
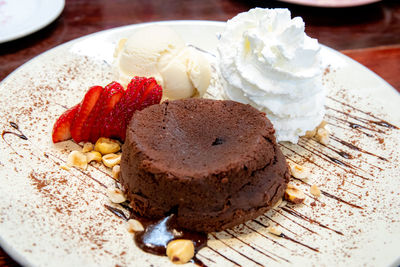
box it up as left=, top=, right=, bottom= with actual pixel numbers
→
left=0, top=0, right=65, bottom=43
left=278, top=0, right=381, bottom=8
left=0, top=21, right=399, bottom=267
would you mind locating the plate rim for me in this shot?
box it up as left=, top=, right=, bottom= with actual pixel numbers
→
left=277, top=0, right=381, bottom=8
left=0, top=0, right=65, bottom=44
left=0, top=19, right=399, bottom=266
left=1, top=19, right=398, bottom=96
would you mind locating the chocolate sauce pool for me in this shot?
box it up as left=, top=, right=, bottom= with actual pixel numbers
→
left=105, top=204, right=207, bottom=265
left=134, top=214, right=207, bottom=256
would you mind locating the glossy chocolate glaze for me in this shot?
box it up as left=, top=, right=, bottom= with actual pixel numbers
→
left=134, top=214, right=207, bottom=256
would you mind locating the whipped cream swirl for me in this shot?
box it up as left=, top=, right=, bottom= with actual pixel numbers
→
left=217, top=8, right=325, bottom=143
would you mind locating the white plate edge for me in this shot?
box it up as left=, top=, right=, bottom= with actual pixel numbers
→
left=0, top=0, right=65, bottom=44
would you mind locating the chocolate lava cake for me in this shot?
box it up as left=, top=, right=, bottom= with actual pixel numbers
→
left=120, top=99, right=289, bottom=232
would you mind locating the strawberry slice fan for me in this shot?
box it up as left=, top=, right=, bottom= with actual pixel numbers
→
left=52, top=77, right=163, bottom=144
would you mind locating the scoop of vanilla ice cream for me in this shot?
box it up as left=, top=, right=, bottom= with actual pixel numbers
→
left=114, top=25, right=211, bottom=99
left=217, top=8, right=325, bottom=143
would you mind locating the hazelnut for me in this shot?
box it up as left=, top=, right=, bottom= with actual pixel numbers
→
left=267, top=226, right=282, bottom=236
left=106, top=187, right=126, bottom=203
left=94, top=137, right=121, bottom=155
left=102, top=153, right=121, bottom=168
left=85, top=151, right=102, bottom=163
left=166, top=239, right=195, bottom=264
left=82, top=142, right=94, bottom=153
left=317, top=120, right=328, bottom=129
left=289, top=163, right=310, bottom=180
left=66, top=151, right=88, bottom=170
left=279, top=200, right=288, bottom=208
left=126, top=219, right=144, bottom=233
left=304, top=120, right=328, bottom=138
left=316, top=127, right=330, bottom=145
left=112, top=165, right=121, bottom=180
left=304, top=128, right=317, bottom=138
left=284, top=184, right=306, bottom=204
left=310, top=184, right=321, bottom=198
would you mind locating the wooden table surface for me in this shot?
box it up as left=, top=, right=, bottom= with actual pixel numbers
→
left=1, top=0, right=399, bottom=265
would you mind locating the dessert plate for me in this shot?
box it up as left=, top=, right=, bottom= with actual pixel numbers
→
left=0, top=21, right=399, bottom=267
left=0, top=0, right=65, bottom=43
left=278, top=0, right=381, bottom=8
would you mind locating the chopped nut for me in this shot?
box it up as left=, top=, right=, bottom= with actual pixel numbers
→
left=304, top=128, right=317, bottom=138
left=95, top=137, right=121, bottom=155
left=126, top=219, right=144, bottom=233
left=267, top=226, right=282, bottom=236
left=310, top=184, right=321, bottom=198
left=106, top=187, right=126, bottom=203
left=112, top=165, right=121, bottom=179
left=316, top=127, right=330, bottom=145
left=284, top=184, right=306, bottom=204
left=60, top=165, right=70, bottom=171
left=67, top=151, right=88, bottom=170
left=304, top=120, right=327, bottom=138
left=272, top=198, right=282, bottom=209
left=317, top=120, right=328, bottom=129
left=289, top=163, right=310, bottom=179
left=82, top=142, right=94, bottom=153
left=166, top=239, right=195, bottom=265
left=279, top=200, right=288, bottom=208
left=86, top=151, right=102, bottom=163
left=102, top=153, right=121, bottom=168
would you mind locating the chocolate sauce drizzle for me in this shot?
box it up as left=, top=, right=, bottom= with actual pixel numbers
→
left=296, top=140, right=371, bottom=181
left=245, top=222, right=290, bottom=249
left=330, top=135, right=388, bottom=161
left=327, top=119, right=375, bottom=138
left=223, top=230, right=281, bottom=262
left=1, top=122, right=28, bottom=157
left=230, top=227, right=297, bottom=263
left=274, top=210, right=319, bottom=235
left=280, top=233, right=319, bottom=253
left=104, top=204, right=129, bottom=221
left=325, top=108, right=385, bottom=134
left=281, top=207, right=343, bottom=236
left=327, top=96, right=399, bottom=130
left=253, top=218, right=319, bottom=252
left=210, top=233, right=265, bottom=266
left=292, top=177, right=363, bottom=209
left=205, top=246, right=241, bottom=266
left=262, top=216, right=302, bottom=237
left=2, top=122, right=28, bottom=140
left=318, top=141, right=385, bottom=171
left=370, top=120, right=398, bottom=129
left=300, top=138, right=375, bottom=177
left=280, top=143, right=362, bottom=188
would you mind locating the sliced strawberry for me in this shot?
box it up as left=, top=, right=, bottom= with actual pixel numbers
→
left=90, top=81, right=124, bottom=143
left=52, top=104, right=80, bottom=143
left=70, top=85, right=103, bottom=143
left=137, top=77, right=162, bottom=110
left=103, top=77, right=162, bottom=141
left=103, top=77, right=145, bottom=141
